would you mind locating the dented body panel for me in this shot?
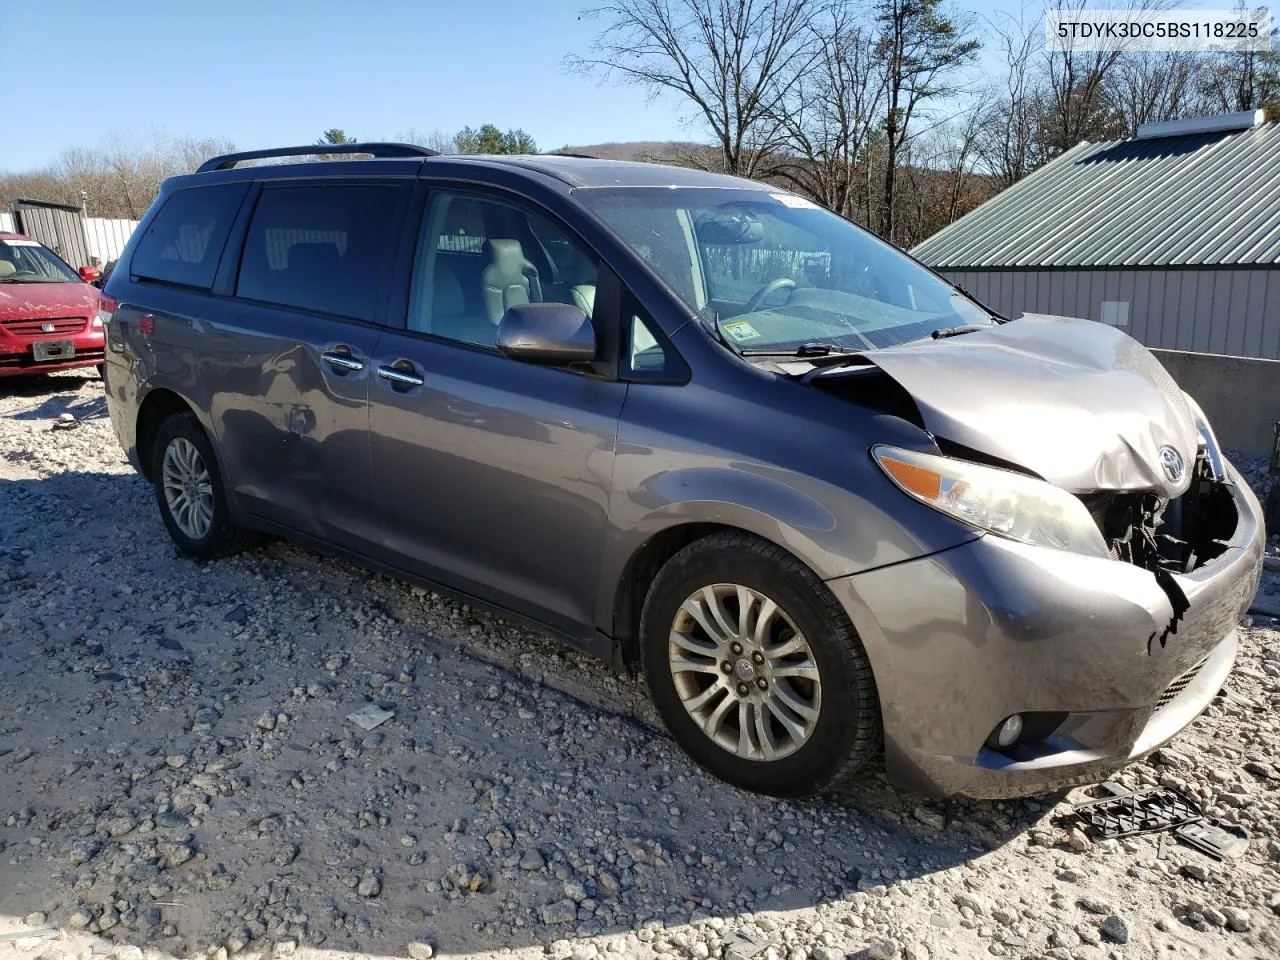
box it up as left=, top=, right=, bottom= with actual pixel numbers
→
left=840, top=315, right=1201, bottom=497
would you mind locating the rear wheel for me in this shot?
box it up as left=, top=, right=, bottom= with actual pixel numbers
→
left=151, top=412, right=254, bottom=559
left=639, top=531, right=881, bottom=797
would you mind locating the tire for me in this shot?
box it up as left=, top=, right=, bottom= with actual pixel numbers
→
left=639, top=531, right=881, bottom=797
left=151, top=412, right=255, bottom=560
left=96, top=363, right=105, bottom=380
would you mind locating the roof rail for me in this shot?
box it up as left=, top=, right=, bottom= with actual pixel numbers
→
left=196, top=142, right=439, bottom=173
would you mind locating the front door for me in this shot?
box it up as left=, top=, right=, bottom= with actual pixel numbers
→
left=369, top=188, right=626, bottom=633
left=211, top=179, right=408, bottom=552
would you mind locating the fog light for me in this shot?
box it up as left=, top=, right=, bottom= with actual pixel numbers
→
left=988, top=714, right=1024, bottom=750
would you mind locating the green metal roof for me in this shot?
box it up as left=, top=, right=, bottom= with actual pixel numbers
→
left=911, top=121, right=1280, bottom=269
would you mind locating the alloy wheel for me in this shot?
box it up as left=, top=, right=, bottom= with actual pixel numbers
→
left=668, top=583, right=822, bottom=761
left=161, top=436, right=214, bottom=541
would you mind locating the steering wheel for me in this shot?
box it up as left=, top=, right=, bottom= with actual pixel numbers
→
left=743, top=277, right=795, bottom=313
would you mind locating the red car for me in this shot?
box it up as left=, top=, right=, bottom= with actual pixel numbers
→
left=0, top=232, right=106, bottom=378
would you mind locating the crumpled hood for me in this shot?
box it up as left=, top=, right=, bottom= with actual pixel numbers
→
left=0, top=280, right=98, bottom=321
left=844, top=314, right=1201, bottom=497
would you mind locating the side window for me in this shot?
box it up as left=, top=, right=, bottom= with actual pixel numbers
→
left=623, top=304, right=687, bottom=383
left=236, top=184, right=402, bottom=322
left=408, top=191, right=598, bottom=348
left=628, top=313, right=666, bottom=373
left=131, top=183, right=247, bottom=289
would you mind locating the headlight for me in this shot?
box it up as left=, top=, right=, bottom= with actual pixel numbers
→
left=1182, top=393, right=1226, bottom=482
left=873, top=445, right=1110, bottom=559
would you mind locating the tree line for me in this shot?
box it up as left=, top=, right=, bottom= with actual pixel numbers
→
left=0, top=125, right=539, bottom=222
left=3, top=1, right=1276, bottom=246
left=569, top=0, right=1280, bottom=246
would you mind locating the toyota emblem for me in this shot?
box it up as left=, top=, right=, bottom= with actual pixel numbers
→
left=1159, top=446, right=1185, bottom=483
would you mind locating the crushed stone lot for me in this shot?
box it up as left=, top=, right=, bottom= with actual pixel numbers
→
left=1, top=372, right=1278, bottom=960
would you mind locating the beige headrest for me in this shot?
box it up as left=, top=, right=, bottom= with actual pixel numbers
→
left=0, top=260, right=15, bottom=279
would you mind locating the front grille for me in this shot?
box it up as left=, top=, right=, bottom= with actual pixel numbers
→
left=0, top=316, right=88, bottom=337
left=1154, top=655, right=1210, bottom=713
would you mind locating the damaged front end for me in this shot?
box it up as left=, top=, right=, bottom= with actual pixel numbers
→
left=801, top=316, right=1252, bottom=653
left=1079, top=446, right=1239, bottom=653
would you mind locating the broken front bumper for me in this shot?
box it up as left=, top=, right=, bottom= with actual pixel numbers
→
left=829, top=463, right=1265, bottom=799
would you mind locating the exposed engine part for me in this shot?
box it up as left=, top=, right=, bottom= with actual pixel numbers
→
left=1078, top=450, right=1238, bottom=654
left=1079, top=452, right=1237, bottom=577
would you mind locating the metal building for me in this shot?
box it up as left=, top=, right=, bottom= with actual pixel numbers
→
left=911, top=110, right=1280, bottom=360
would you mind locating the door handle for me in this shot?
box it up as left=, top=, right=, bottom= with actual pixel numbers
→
left=377, top=364, right=425, bottom=388
left=321, top=349, right=365, bottom=373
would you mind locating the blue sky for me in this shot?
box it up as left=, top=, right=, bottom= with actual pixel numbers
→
left=0, top=0, right=1248, bottom=171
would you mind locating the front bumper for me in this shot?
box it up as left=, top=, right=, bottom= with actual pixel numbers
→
left=830, top=463, right=1265, bottom=798
left=0, top=328, right=105, bottom=376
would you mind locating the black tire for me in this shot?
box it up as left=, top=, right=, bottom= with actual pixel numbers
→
left=96, top=363, right=105, bottom=380
left=640, top=531, right=881, bottom=797
left=151, top=412, right=255, bottom=560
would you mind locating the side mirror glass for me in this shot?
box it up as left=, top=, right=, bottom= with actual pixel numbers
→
left=496, top=302, right=596, bottom=363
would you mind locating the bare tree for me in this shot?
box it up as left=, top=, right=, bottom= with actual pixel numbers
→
left=774, top=9, right=887, bottom=218
left=873, top=0, right=980, bottom=241
left=974, top=8, right=1042, bottom=186
left=5, top=131, right=236, bottom=220
left=394, top=128, right=459, bottom=152
left=1198, top=9, right=1280, bottom=114
left=1110, top=52, right=1207, bottom=134
left=567, top=0, right=817, bottom=177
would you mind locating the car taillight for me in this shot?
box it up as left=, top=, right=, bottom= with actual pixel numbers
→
left=137, top=313, right=154, bottom=336
left=96, top=295, right=117, bottom=328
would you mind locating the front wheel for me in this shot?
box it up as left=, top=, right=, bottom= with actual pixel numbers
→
left=639, top=531, right=881, bottom=797
left=151, top=412, right=254, bottom=559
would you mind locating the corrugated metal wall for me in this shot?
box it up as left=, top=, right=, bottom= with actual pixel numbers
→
left=3, top=212, right=137, bottom=262
left=944, top=268, right=1280, bottom=360
left=83, top=218, right=138, bottom=263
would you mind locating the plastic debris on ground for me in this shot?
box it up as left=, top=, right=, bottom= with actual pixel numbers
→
left=1058, top=780, right=1249, bottom=861
left=346, top=704, right=395, bottom=731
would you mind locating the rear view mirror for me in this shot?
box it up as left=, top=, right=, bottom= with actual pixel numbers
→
left=696, top=212, right=764, bottom=245
left=78, top=265, right=101, bottom=283
left=497, top=303, right=596, bottom=363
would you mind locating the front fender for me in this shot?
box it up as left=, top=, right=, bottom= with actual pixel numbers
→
left=595, top=459, right=980, bottom=636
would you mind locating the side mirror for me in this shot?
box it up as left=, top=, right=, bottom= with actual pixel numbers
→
left=78, top=265, right=101, bottom=283
left=496, top=302, right=596, bottom=363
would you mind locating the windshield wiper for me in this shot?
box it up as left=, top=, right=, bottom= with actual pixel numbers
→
left=930, top=323, right=993, bottom=340
left=0, top=276, right=65, bottom=283
left=740, top=342, right=853, bottom=357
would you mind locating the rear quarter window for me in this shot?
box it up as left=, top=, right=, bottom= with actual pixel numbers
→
left=130, top=183, right=248, bottom=289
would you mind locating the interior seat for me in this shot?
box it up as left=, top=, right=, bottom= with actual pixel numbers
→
left=569, top=284, right=595, bottom=317
left=0, top=261, right=14, bottom=279
left=481, top=239, right=541, bottom=324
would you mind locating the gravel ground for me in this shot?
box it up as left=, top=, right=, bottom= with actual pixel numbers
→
left=1, top=372, right=1278, bottom=960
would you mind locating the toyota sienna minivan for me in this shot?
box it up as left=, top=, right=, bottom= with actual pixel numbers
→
left=102, top=143, right=1265, bottom=798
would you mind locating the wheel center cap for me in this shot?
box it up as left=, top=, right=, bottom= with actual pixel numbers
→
left=734, top=658, right=756, bottom=682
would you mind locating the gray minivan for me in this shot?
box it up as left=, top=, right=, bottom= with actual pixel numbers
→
left=103, top=143, right=1265, bottom=799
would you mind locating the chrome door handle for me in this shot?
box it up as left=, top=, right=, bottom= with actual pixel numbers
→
left=321, top=351, right=365, bottom=372
left=377, top=365, right=425, bottom=387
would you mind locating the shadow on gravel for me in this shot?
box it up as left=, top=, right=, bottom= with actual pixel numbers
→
left=3, top=387, right=108, bottom=425
left=0, top=469, right=1046, bottom=958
